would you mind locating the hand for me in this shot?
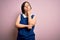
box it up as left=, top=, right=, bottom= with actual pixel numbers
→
left=27, top=25, right=33, bottom=29
left=27, top=10, right=31, bottom=16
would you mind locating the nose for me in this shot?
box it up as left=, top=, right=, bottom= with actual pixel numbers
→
left=26, top=6, right=28, bottom=8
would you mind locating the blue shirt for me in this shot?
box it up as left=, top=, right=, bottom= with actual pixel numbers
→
left=17, top=13, right=35, bottom=38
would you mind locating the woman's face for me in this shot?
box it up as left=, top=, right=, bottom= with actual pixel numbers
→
left=24, top=3, right=31, bottom=12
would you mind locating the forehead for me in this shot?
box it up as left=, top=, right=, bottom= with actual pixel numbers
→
left=25, top=2, right=30, bottom=6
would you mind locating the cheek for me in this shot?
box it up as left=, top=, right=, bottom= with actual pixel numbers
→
left=24, top=6, right=31, bottom=11
left=28, top=6, right=30, bottom=9
left=24, top=7, right=27, bottom=10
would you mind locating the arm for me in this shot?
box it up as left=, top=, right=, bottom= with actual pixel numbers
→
left=15, top=13, right=28, bottom=28
left=28, top=11, right=36, bottom=29
left=28, top=13, right=36, bottom=25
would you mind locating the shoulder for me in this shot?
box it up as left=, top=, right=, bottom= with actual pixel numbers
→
left=19, top=12, right=22, bottom=16
left=31, top=12, right=36, bottom=17
left=31, top=12, right=36, bottom=18
left=31, top=12, right=36, bottom=16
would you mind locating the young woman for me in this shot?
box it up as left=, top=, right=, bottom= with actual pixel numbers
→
left=16, top=1, right=36, bottom=40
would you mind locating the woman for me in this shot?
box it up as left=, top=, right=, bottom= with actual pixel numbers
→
left=16, top=1, right=36, bottom=40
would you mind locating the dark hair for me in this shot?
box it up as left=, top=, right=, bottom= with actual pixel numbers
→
left=21, top=1, right=32, bottom=14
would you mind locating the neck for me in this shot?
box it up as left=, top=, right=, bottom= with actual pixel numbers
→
left=24, top=12, right=28, bottom=17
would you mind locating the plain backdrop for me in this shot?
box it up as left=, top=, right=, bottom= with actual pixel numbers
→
left=0, top=0, right=60, bottom=40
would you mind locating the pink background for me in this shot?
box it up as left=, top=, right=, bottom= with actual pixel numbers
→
left=0, top=0, right=60, bottom=40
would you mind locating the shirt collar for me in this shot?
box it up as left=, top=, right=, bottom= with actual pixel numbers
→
left=22, top=14, right=27, bottom=18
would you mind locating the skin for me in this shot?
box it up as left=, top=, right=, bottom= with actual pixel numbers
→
left=16, top=2, right=36, bottom=29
